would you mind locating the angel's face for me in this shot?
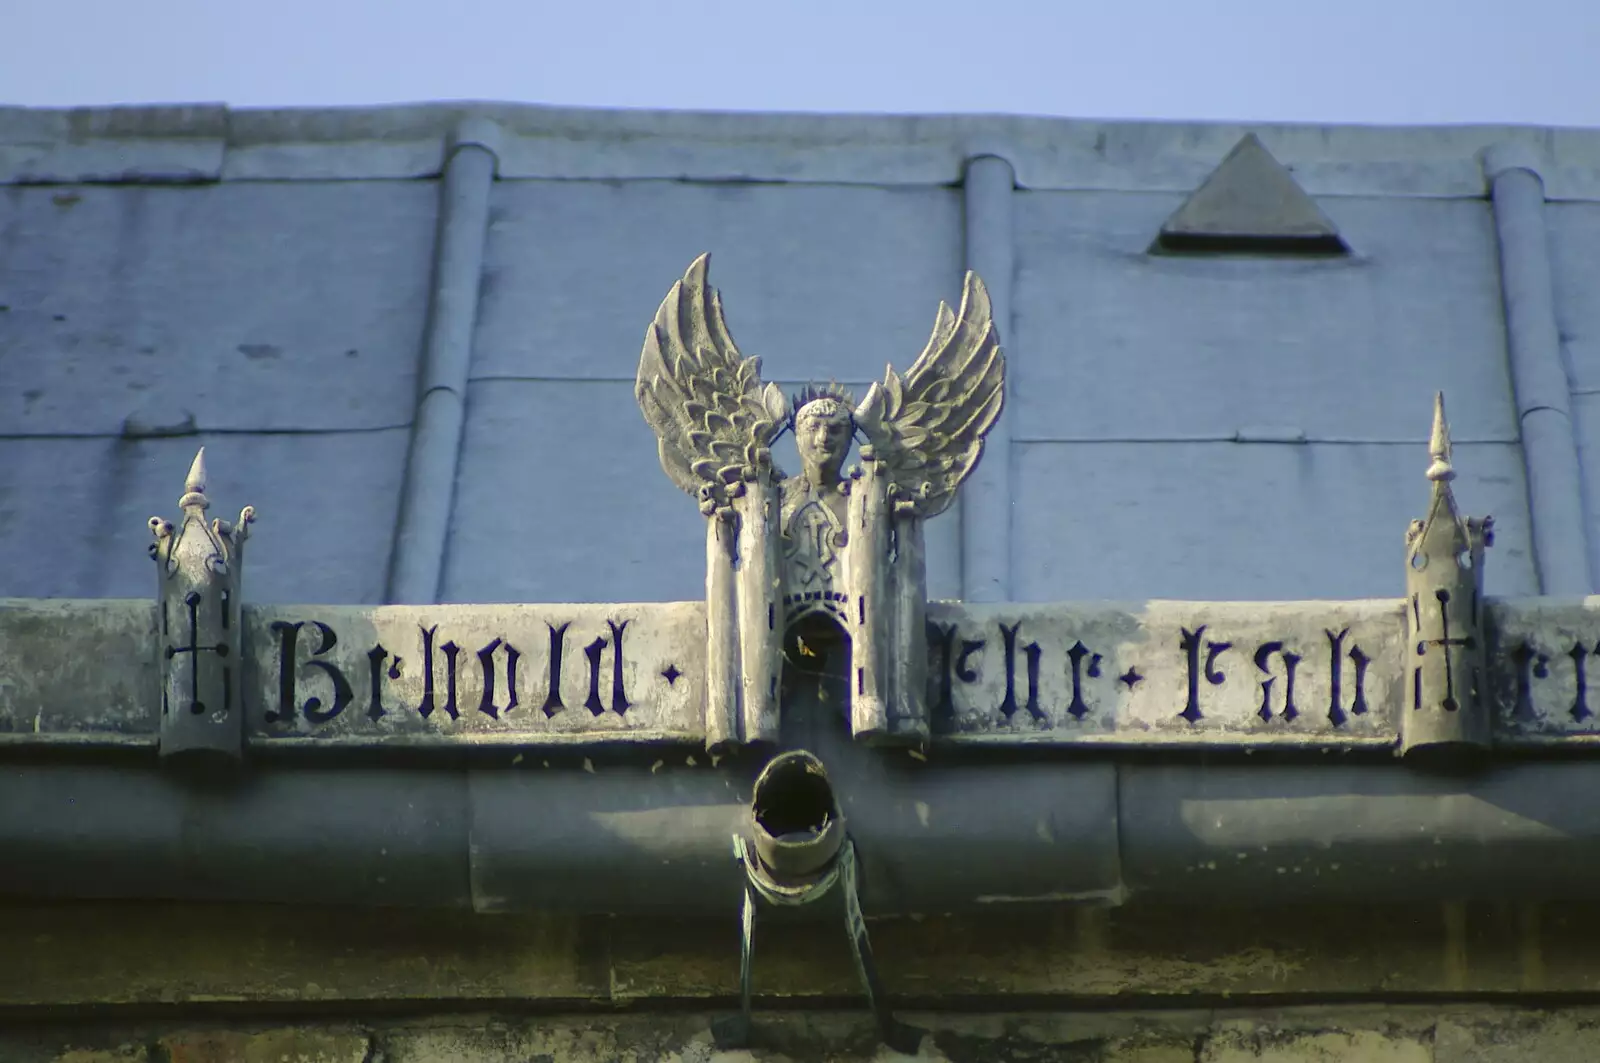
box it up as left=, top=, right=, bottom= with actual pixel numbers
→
left=795, top=403, right=853, bottom=480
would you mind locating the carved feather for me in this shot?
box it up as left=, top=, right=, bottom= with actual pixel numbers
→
left=856, top=272, right=1005, bottom=518
left=636, top=254, right=785, bottom=513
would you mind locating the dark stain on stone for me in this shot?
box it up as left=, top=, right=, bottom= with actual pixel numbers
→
left=933, top=1030, right=1107, bottom=1062
left=52, top=314, right=66, bottom=322
left=0, top=305, right=9, bottom=313
left=345, top=348, right=359, bottom=358
left=138, top=345, right=157, bottom=355
left=52, top=191, right=82, bottom=208
left=238, top=343, right=281, bottom=361
left=22, top=389, right=42, bottom=407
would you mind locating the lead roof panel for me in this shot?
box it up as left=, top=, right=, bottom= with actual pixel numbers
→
left=0, top=181, right=437, bottom=436
left=470, top=180, right=963, bottom=385
left=1, top=104, right=1588, bottom=604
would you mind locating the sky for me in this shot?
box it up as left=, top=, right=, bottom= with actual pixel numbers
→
left=4, top=0, right=1599, bottom=127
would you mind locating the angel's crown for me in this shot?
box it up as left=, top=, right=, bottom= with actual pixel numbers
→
left=790, top=381, right=857, bottom=423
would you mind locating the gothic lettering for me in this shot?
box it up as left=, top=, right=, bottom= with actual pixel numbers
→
left=1570, top=641, right=1595, bottom=722
left=476, top=637, right=521, bottom=720
left=366, top=644, right=401, bottom=722
left=995, top=622, right=1047, bottom=720
left=1510, top=642, right=1550, bottom=721
left=995, top=622, right=1020, bottom=716
left=583, top=619, right=632, bottom=716
left=957, top=639, right=985, bottom=682
left=540, top=621, right=570, bottom=718
left=1024, top=640, right=1052, bottom=721
left=268, top=619, right=353, bottom=725
left=1065, top=640, right=1101, bottom=721
left=1253, top=641, right=1301, bottom=722
left=928, top=622, right=985, bottom=720
left=417, top=626, right=462, bottom=721
left=1324, top=628, right=1371, bottom=727
left=1178, top=626, right=1231, bottom=723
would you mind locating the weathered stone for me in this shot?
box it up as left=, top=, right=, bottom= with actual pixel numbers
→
left=932, top=599, right=1403, bottom=745
left=1201, top=1024, right=1430, bottom=1062
left=1105, top=1045, right=1198, bottom=1063
left=1401, top=395, right=1492, bottom=754
left=52, top=1049, right=149, bottom=1063
left=157, top=1027, right=368, bottom=1063
left=378, top=1013, right=1203, bottom=1062
left=40, top=1010, right=1600, bottom=1063
left=247, top=600, right=707, bottom=745
left=1487, top=597, right=1600, bottom=742
left=635, top=254, right=1005, bottom=751
left=1435, top=1010, right=1600, bottom=1062
left=149, top=448, right=254, bottom=761
left=0, top=901, right=1567, bottom=1008
left=12, top=592, right=1600, bottom=751
left=0, top=598, right=157, bottom=746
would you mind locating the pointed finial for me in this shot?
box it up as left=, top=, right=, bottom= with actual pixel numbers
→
left=1426, top=392, right=1455, bottom=483
left=179, top=447, right=210, bottom=511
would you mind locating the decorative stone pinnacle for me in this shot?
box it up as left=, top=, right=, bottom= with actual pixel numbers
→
left=180, top=448, right=210, bottom=512
left=1426, top=392, right=1455, bottom=484
left=148, top=449, right=256, bottom=566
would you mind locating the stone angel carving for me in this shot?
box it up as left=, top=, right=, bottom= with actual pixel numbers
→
left=635, top=252, right=1006, bottom=749
left=635, top=252, right=1004, bottom=525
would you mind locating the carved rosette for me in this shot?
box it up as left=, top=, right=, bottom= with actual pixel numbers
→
left=1402, top=394, right=1492, bottom=756
left=148, top=449, right=255, bottom=763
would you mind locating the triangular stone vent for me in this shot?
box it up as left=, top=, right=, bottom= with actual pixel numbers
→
left=1150, top=134, right=1348, bottom=255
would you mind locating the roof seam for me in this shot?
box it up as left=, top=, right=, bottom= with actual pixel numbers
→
left=0, top=424, right=413, bottom=442
left=1014, top=435, right=1521, bottom=446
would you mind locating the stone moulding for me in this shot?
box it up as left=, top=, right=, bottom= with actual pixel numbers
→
left=4, top=593, right=1600, bottom=753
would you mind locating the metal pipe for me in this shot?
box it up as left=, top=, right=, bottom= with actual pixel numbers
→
left=385, top=119, right=501, bottom=604
left=1483, top=142, right=1593, bottom=595
left=960, top=155, right=1016, bottom=603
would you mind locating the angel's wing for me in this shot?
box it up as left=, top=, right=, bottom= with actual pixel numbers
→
left=854, top=272, right=1005, bottom=518
left=636, top=254, right=790, bottom=516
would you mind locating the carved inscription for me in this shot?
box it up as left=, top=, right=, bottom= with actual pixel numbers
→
left=246, top=603, right=703, bottom=743
left=1178, top=626, right=1230, bottom=723
left=1325, top=628, right=1371, bottom=727
left=1499, top=627, right=1600, bottom=729
left=928, top=601, right=1404, bottom=744
left=270, top=620, right=633, bottom=728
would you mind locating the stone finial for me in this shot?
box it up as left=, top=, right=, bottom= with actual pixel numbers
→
left=149, top=448, right=256, bottom=765
left=1426, top=392, right=1455, bottom=484
left=181, top=447, right=209, bottom=509
left=1402, top=393, right=1493, bottom=757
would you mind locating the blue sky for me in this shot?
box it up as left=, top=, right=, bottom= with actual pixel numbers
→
left=5, top=0, right=1598, bottom=126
